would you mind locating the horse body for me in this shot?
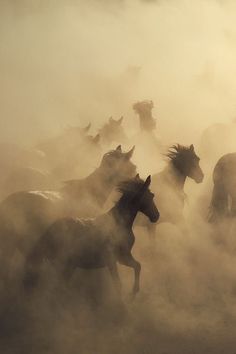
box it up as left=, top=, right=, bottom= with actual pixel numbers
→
left=37, top=123, right=102, bottom=178
left=209, top=152, right=236, bottom=222
left=135, top=144, right=204, bottom=237
left=24, top=176, right=159, bottom=296
left=0, top=146, right=136, bottom=255
left=51, top=132, right=102, bottom=180
left=2, top=167, right=55, bottom=198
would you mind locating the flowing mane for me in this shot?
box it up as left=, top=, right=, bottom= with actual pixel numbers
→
left=117, top=177, right=146, bottom=195
left=165, top=144, right=200, bottom=173
left=166, top=144, right=197, bottom=162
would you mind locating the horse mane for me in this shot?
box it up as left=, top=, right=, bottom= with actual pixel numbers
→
left=117, top=177, right=145, bottom=195
left=166, top=144, right=196, bottom=162
left=133, top=100, right=153, bottom=113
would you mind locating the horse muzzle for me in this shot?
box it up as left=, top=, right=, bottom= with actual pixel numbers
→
left=149, top=210, right=160, bottom=223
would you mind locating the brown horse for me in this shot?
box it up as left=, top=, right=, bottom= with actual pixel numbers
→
left=209, top=152, right=236, bottom=222
left=0, top=145, right=136, bottom=256
left=23, top=175, right=159, bottom=297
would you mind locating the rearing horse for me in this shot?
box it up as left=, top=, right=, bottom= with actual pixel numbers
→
left=23, top=175, right=159, bottom=297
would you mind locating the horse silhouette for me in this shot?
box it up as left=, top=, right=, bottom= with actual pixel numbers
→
left=37, top=123, right=93, bottom=170
left=99, top=116, right=127, bottom=146
left=133, top=100, right=156, bottom=132
left=23, top=175, right=159, bottom=297
left=51, top=132, right=102, bottom=180
left=0, top=145, right=136, bottom=256
left=209, top=152, right=236, bottom=222
left=136, top=144, right=204, bottom=239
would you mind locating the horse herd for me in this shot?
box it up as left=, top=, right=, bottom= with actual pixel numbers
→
left=0, top=102, right=236, bottom=300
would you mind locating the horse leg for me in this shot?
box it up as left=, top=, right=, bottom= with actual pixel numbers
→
left=23, top=246, right=43, bottom=291
left=118, top=253, right=141, bottom=296
left=209, top=182, right=228, bottom=222
left=107, top=257, right=122, bottom=294
left=23, top=230, right=55, bottom=291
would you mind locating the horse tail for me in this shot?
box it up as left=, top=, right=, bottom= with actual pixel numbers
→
left=208, top=181, right=228, bottom=223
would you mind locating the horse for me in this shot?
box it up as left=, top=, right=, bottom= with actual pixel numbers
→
left=131, top=100, right=163, bottom=175
left=209, top=153, right=236, bottom=222
left=0, top=145, right=136, bottom=256
left=51, top=132, right=102, bottom=180
left=136, top=144, right=204, bottom=239
left=99, top=116, right=127, bottom=147
left=0, top=143, right=46, bottom=195
left=23, top=175, right=159, bottom=298
left=2, top=166, right=55, bottom=199
left=36, top=123, right=93, bottom=170
left=199, top=120, right=236, bottom=168
left=133, top=100, right=156, bottom=133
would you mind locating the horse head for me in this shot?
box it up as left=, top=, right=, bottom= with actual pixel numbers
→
left=117, top=174, right=159, bottom=223
left=100, top=145, right=136, bottom=180
left=100, top=117, right=127, bottom=144
left=167, top=144, right=204, bottom=183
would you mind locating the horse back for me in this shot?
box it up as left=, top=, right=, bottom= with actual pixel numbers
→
left=213, top=153, right=236, bottom=188
left=0, top=190, right=63, bottom=243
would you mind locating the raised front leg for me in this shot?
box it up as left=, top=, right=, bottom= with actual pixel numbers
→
left=118, top=253, right=141, bottom=297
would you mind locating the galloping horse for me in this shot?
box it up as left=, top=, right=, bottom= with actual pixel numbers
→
left=209, top=153, right=236, bottom=222
left=136, top=144, right=204, bottom=238
left=0, top=145, right=136, bottom=255
left=23, top=175, right=159, bottom=297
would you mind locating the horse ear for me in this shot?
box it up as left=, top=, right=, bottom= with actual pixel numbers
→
left=190, top=144, right=194, bottom=151
left=116, top=145, right=122, bottom=152
left=109, top=116, right=113, bottom=123
left=93, top=134, right=100, bottom=144
left=117, top=116, right=123, bottom=125
left=124, top=146, right=135, bottom=159
left=135, top=173, right=140, bottom=180
left=83, top=123, right=91, bottom=133
left=143, top=175, right=151, bottom=189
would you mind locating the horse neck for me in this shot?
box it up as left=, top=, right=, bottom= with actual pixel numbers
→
left=63, top=165, right=117, bottom=206
left=138, top=111, right=155, bottom=131
left=164, top=163, right=187, bottom=190
left=110, top=196, right=138, bottom=229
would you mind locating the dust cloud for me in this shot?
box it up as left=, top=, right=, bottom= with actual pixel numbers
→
left=1, top=1, right=236, bottom=353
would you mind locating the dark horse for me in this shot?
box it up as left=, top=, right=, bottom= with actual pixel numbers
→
left=209, top=153, right=236, bottom=222
left=24, top=175, right=159, bottom=297
left=136, top=144, right=204, bottom=238
left=133, top=100, right=156, bottom=132
left=0, top=145, right=136, bottom=255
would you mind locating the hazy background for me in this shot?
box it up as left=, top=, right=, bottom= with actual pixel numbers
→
left=1, top=0, right=236, bottom=146
left=1, top=1, right=236, bottom=354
